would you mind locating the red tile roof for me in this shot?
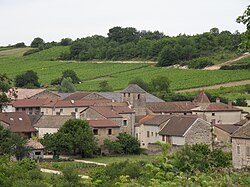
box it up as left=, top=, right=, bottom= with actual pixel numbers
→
left=50, top=99, right=110, bottom=108
left=88, top=119, right=120, bottom=128
left=231, top=121, right=250, bottom=139
left=193, top=91, right=210, bottom=103
left=62, top=92, right=92, bottom=100
left=0, top=112, right=37, bottom=133
left=89, top=106, right=123, bottom=118
left=26, top=140, right=44, bottom=149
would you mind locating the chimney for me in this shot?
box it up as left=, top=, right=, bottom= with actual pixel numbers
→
left=228, top=101, right=232, bottom=109
left=216, top=98, right=220, bottom=103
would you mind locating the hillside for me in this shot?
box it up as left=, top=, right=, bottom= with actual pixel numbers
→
left=0, top=46, right=250, bottom=92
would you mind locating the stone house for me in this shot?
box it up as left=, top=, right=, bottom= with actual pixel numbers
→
left=88, top=119, right=121, bottom=146
left=33, top=115, right=73, bottom=138
left=0, top=112, right=37, bottom=138
left=80, top=105, right=135, bottom=135
left=231, top=121, right=250, bottom=169
left=25, top=139, right=44, bottom=160
left=135, top=115, right=212, bottom=148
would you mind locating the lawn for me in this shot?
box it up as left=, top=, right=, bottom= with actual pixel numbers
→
left=84, top=155, right=157, bottom=164
left=1, top=46, right=250, bottom=92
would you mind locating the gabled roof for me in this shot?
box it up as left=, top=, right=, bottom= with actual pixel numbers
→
left=62, top=92, right=92, bottom=101
left=146, top=101, right=195, bottom=113
left=26, top=140, right=44, bottom=149
left=193, top=91, right=210, bottom=103
left=86, top=106, right=123, bottom=118
left=11, top=98, right=59, bottom=108
left=191, top=103, right=242, bottom=112
left=121, top=84, right=146, bottom=93
left=140, top=115, right=172, bottom=126
left=88, top=119, right=120, bottom=128
left=7, top=88, right=45, bottom=100
left=159, top=115, right=199, bottom=136
left=0, top=112, right=37, bottom=133
left=214, top=124, right=241, bottom=134
left=231, top=121, right=250, bottom=139
left=33, top=115, right=73, bottom=128
left=245, top=113, right=250, bottom=119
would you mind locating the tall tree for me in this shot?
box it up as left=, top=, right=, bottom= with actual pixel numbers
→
left=62, top=70, right=80, bottom=84
left=0, top=74, right=12, bottom=112
left=237, top=5, right=250, bottom=48
left=15, top=70, right=40, bottom=88
left=30, top=37, right=45, bottom=48
left=58, top=78, right=76, bottom=93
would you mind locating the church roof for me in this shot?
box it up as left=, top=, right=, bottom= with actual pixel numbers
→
left=193, top=91, right=210, bottom=103
left=121, top=84, right=146, bottom=93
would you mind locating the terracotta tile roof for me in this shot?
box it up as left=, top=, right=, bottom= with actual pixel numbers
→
left=231, top=121, right=250, bottom=139
left=135, top=115, right=147, bottom=124
left=0, top=112, right=37, bottom=133
left=44, top=99, right=110, bottom=108
left=138, top=115, right=158, bottom=125
left=159, top=115, right=199, bottom=136
left=193, top=91, right=210, bottom=103
left=121, top=84, right=146, bottom=93
left=192, top=102, right=242, bottom=112
left=88, top=119, right=120, bottom=128
left=26, top=140, right=44, bottom=149
left=214, top=124, right=241, bottom=134
left=89, top=106, right=123, bottom=118
left=245, top=113, right=250, bottom=119
left=94, top=102, right=129, bottom=107
left=146, top=101, right=195, bottom=113
left=11, top=98, right=59, bottom=108
left=33, top=115, right=73, bottom=128
left=235, top=119, right=248, bottom=126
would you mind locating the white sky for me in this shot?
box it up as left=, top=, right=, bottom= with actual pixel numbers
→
left=0, top=0, right=249, bottom=46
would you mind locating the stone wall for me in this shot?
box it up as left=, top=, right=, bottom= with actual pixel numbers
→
left=185, top=119, right=212, bottom=146
left=94, top=127, right=120, bottom=146
left=232, top=138, right=250, bottom=169
left=213, top=126, right=231, bottom=143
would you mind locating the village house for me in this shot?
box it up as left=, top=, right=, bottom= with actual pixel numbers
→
left=25, top=139, right=44, bottom=160
left=80, top=105, right=135, bottom=135
left=88, top=119, right=121, bottom=146
left=135, top=115, right=212, bottom=148
left=0, top=112, right=37, bottom=138
left=231, top=121, right=250, bottom=169
left=33, top=115, right=73, bottom=138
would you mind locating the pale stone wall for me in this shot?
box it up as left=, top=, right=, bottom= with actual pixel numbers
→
left=184, top=119, right=212, bottom=145
left=213, top=126, right=231, bottom=143
left=119, top=113, right=135, bottom=136
left=171, top=136, right=185, bottom=145
left=94, top=127, right=120, bottom=146
left=193, top=111, right=241, bottom=125
left=35, top=127, right=58, bottom=138
left=232, top=138, right=250, bottom=169
left=80, top=108, right=105, bottom=120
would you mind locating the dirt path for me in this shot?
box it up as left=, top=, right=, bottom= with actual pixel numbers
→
left=176, top=79, right=250, bottom=93
left=40, top=168, right=90, bottom=179
left=74, top=159, right=107, bottom=166
left=204, top=52, right=250, bottom=70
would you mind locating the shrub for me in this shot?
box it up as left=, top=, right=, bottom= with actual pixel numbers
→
left=188, top=58, right=214, bottom=69
left=23, top=49, right=40, bottom=56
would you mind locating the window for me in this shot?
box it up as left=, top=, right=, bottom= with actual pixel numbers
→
left=19, top=118, right=23, bottom=121
left=162, top=135, right=165, bottom=141
left=147, top=131, right=150, bottom=137
left=29, top=107, right=33, bottom=111
left=237, top=145, right=240, bottom=154
left=155, top=132, right=157, bottom=137
left=93, top=129, right=98, bottom=135
left=184, top=113, right=187, bottom=115
left=123, top=93, right=126, bottom=97
left=128, top=93, right=130, bottom=97
left=60, top=109, right=63, bottom=113
left=10, top=118, right=14, bottom=121
left=212, top=113, right=215, bottom=116
left=35, top=151, right=41, bottom=155
left=246, top=147, right=250, bottom=156
left=123, top=120, right=128, bottom=126
left=138, top=94, right=140, bottom=99
left=75, top=108, right=78, bottom=112
left=22, top=107, right=26, bottom=111
left=46, top=109, right=48, bottom=114
left=108, top=129, right=112, bottom=135
left=151, top=132, right=153, bottom=136
left=136, top=133, right=138, bottom=139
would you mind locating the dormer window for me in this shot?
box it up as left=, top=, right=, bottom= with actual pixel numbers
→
left=10, top=118, right=14, bottom=121
left=19, top=118, right=23, bottom=121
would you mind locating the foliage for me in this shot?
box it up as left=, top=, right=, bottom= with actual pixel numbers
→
left=157, top=45, right=178, bottom=66
left=42, top=119, right=97, bottom=158
left=15, top=70, right=40, bottom=88
left=234, top=98, right=248, bottom=106
left=188, top=57, right=214, bottom=69
left=220, top=62, right=250, bottom=70
left=62, top=69, right=80, bottom=84
left=128, top=77, right=150, bottom=91
left=50, top=77, right=62, bottom=85
left=104, top=133, right=141, bottom=155
left=14, top=42, right=26, bottom=48
left=99, top=80, right=113, bottom=92
left=58, top=77, right=76, bottom=93
left=60, top=38, right=73, bottom=46
left=23, top=48, right=40, bottom=56
left=237, top=5, right=250, bottom=48
left=0, top=74, right=12, bottom=111
left=0, top=125, right=28, bottom=160
left=30, top=37, right=45, bottom=48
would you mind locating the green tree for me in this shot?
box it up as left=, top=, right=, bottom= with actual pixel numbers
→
left=150, top=76, right=170, bottom=93
left=234, top=98, right=248, bottom=106
left=129, top=77, right=149, bottom=91
left=99, top=81, right=113, bottom=92
left=62, top=69, right=80, bottom=84
left=30, top=37, right=45, bottom=48
left=15, top=70, right=40, bottom=88
left=42, top=119, right=97, bottom=158
left=157, top=45, right=178, bottom=66
left=0, top=74, right=12, bottom=112
left=108, top=26, right=139, bottom=44
left=58, top=77, right=76, bottom=93
left=237, top=5, right=250, bottom=48
left=60, top=38, right=73, bottom=46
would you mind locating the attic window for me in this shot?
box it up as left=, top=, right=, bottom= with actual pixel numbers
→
left=212, top=113, right=215, bottom=116
left=19, top=118, right=23, bottom=121
left=10, top=118, right=14, bottom=121
left=138, top=94, right=140, bottom=99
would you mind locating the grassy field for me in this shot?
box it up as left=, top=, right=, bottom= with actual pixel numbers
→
left=0, top=46, right=250, bottom=91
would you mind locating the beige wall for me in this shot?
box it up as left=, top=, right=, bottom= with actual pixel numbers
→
left=232, top=138, right=250, bottom=169
left=35, top=127, right=58, bottom=138
left=94, top=127, right=120, bottom=146
left=171, top=136, right=185, bottom=145
left=41, top=107, right=87, bottom=118
left=213, top=126, right=231, bottom=143
left=184, top=119, right=212, bottom=146
left=193, top=111, right=241, bottom=125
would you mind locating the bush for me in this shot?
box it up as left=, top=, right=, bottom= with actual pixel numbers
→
left=234, top=98, right=248, bottom=106
left=15, top=70, right=40, bottom=88
left=220, top=63, right=250, bottom=70
left=188, top=57, right=214, bottom=69
left=14, top=42, right=26, bottom=48
left=23, top=49, right=40, bottom=56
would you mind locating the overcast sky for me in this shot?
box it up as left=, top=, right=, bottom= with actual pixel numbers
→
left=0, top=0, right=249, bottom=46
